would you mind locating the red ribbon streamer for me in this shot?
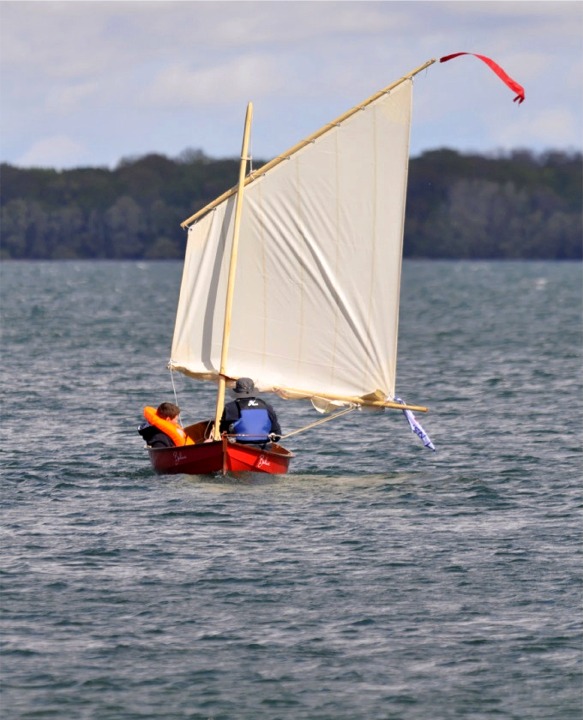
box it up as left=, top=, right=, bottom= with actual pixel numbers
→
left=440, top=52, right=525, bottom=104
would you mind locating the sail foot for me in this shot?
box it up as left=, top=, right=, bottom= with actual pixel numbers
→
left=275, top=386, right=428, bottom=413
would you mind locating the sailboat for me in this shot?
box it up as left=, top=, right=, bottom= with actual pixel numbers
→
left=144, top=54, right=524, bottom=476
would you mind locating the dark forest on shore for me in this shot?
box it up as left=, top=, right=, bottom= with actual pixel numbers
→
left=1, top=148, right=581, bottom=260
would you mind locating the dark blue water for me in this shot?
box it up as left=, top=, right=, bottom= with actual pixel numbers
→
left=1, top=260, right=581, bottom=719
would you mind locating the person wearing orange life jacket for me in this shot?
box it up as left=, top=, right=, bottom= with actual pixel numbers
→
left=220, top=378, right=282, bottom=444
left=138, top=402, right=194, bottom=448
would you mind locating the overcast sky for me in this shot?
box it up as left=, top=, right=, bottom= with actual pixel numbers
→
left=1, top=1, right=581, bottom=170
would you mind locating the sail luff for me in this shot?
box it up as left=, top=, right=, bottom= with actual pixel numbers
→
left=180, top=59, right=435, bottom=229
left=211, top=101, right=254, bottom=441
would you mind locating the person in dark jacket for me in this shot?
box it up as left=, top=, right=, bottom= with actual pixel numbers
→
left=138, top=402, right=181, bottom=448
left=220, top=378, right=282, bottom=444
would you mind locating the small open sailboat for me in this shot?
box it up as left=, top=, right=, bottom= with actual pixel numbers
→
left=144, top=54, right=524, bottom=476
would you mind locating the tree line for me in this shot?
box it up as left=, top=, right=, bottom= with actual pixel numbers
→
left=1, top=147, right=580, bottom=260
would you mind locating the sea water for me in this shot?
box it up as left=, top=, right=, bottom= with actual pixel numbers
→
left=1, top=260, right=581, bottom=719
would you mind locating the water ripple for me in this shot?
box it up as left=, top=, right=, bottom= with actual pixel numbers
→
left=1, top=261, right=581, bottom=719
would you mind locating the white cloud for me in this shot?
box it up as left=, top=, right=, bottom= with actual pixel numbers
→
left=144, top=54, right=283, bottom=108
left=497, top=108, right=581, bottom=150
left=47, top=80, right=101, bottom=114
left=1, top=1, right=581, bottom=168
left=16, top=135, right=88, bottom=169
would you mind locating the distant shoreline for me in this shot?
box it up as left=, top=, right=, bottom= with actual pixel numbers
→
left=1, top=148, right=581, bottom=261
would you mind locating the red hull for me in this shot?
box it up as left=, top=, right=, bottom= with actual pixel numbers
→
left=147, top=438, right=293, bottom=476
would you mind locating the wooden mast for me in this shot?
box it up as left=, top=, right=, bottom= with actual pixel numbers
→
left=211, top=102, right=254, bottom=441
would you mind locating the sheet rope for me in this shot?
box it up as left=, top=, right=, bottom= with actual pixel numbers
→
left=279, top=406, right=358, bottom=440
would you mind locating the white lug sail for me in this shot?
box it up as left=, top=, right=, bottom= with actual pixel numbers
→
left=170, top=78, right=414, bottom=405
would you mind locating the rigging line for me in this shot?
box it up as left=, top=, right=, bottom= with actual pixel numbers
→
left=280, top=406, right=357, bottom=440
left=169, top=367, right=186, bottom=427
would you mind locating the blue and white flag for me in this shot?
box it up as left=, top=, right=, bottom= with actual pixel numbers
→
left=396, top=398, right=436, bottom=451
